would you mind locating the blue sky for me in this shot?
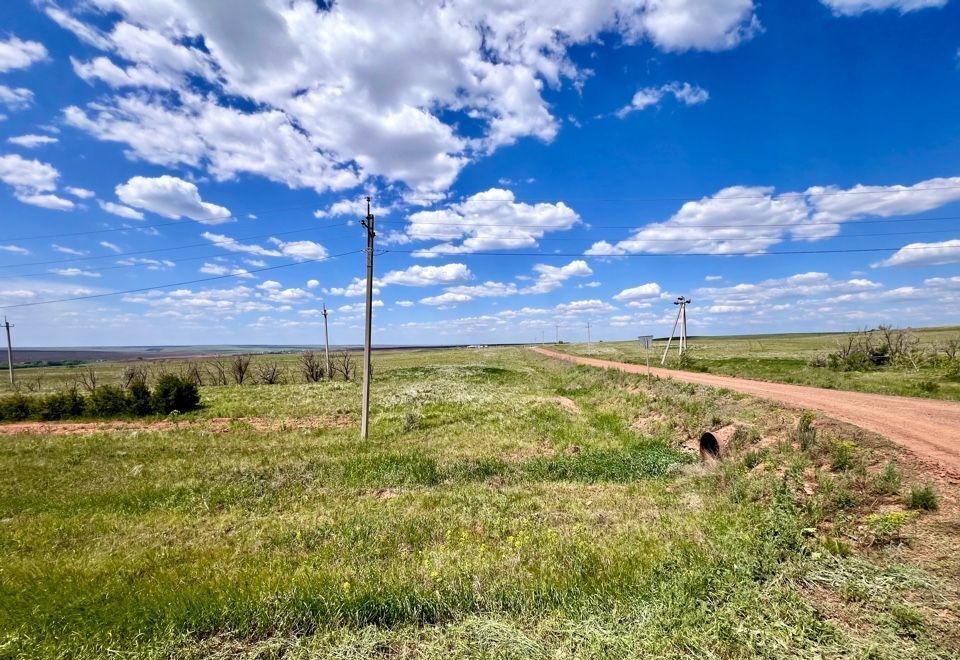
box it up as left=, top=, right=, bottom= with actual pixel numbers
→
left=1, top=0, right=959, bottom=346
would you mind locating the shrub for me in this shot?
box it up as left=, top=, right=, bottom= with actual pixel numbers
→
left=300, top=351, right=325, bottom=383
left=905, top=484, right=938, bottom=511
left=85, top=385, right=130, bottom=417
left=0, top=394, right=36, bottom=421
left=37, top=389, right=85, bottom=420
left=127, top=381, right=154, bottom=416
left=150, top=375, right=200, bottom=414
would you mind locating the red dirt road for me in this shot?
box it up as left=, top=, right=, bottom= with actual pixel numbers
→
left=534, top=347, right=960, bottom=480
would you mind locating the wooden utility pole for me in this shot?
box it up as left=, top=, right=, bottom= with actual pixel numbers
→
left=661, top=296, right=691, bottom=364
left=360, top=197, right=375, bottom=440
left=3, top=317, right=13, bottom=385
left=321, top=303, right=331, bottom=379
left=555, top=323, right=559, bottom=344
left=586, top=322, right=591, bottom=351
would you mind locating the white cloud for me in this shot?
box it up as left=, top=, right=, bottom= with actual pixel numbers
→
left=0, top=36, right=47, bottom=73
left=705, top=275, right=722, bottom=281
left=52, top=244, right=87, bottom=256
left=395, top=300, right=414, bottom=307
left=269, top=239, right=329, bottom=261
left=527, top=260, right=593, bottom=293
left=306, top=279, right=320, bottom=289
left=13, top=193, right=75, bottom=211
left=403, top=188, right=580, bottom=255
left=99, top=200, right=144, bottom=220
left=0, top=244, right=29, bottom=255
left=380, top=263, right=472, bottom=287
left=0, top=85, right=33, bottom=110
left=821, top=0, right=946, bottom=16
left=420, top=292, right=473, bottom=306
left=116, top=175, right=231, bottom=224
left=338, top=300, right=384, bottom=313
left=615, top=82, right=709, bottom=118
left=199, top=262, right=253, bottom=278
left=696, top=272, right=882, bottom=310
left=613, top=282, right=662, bottom=301
left=201, top=232, right=282, bottom=257
left=51, top=268, right=101, bottom=278
left=7, top=134, right=58, bottom=148
left=116, top=257, right=175, bottom=270
left=56, top=1, right=758, bottom=195
left=875, top=239, right=960, bottom=268
left=588, top=175, right=960, bottom=255
left=100, top=241, right=122, bottom=253
left=65, top=186, right=95, bottom=199
left=0, top=154, right=74, bottom=210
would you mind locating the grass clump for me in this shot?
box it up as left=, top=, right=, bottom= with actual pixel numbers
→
left=863, top=511, right=915, bottom=547
left=829, top=440, right=857, bottom=472
left=871, top=461, right=902, bottom=496
left=905, top=484, right=939, bottom=511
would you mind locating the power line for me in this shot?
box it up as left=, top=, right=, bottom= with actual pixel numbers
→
left=376, top=213, right=960, bottom=231
left=384, top=244, right=956, bottom=259
left=402, top=184, right=960, bottom=204
left=0, top=234, right=360, bottom=280
left=0, top=249, right=364, bottom=311
left=0, top=222, right=354, bottom=270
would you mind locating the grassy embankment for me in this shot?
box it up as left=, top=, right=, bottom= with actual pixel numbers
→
left=555, top=326, right=960, bottom=401
left=0, top=347, right=957, bottom=658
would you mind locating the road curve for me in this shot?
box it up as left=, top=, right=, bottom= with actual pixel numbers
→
left=533, top=347, right=960, bottom=480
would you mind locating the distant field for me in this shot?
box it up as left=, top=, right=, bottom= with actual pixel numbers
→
left=556, top=326, right=960, bottom=401
left=1, top=347, right=957, bottom=657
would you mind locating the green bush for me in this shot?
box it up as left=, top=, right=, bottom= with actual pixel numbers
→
left=150, top=375, right=200, bottom=414
left=0, top=394, right=36, bottom=421
left=905, top=484, right=938, bottom=511
left=871, top=461, right=902, bottom=496
left=37, top=389, right=85, bottom=420
left=0, top=375, right=201, bottom=422
left=829, top=440, right=857, bottom=472
left=126, top=381, right=153, bottom=416
left=85, top=385, right=131, bottom=417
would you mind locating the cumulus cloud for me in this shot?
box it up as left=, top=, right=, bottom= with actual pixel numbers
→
left=821, top=0, right=946, bottom=16
left=99, top=200, right=144, bottom=220
left=875, top=239, right=960, bottom=267
left=7, top=134, right=58, bottom=148
left=613, top=282, right=662, bottom=301
left=380, top=263, right=472, bottom=287
left=400, top=188, right=580, bottom=256
left=615, top=82, right=709, bottom=118
left=0, top=153, right=74, bottom=210
left=587, top=175, right=960, bottom=255
left=116, top=175, right=231, bottom=223
left=51, top=267, right=101, bottom=278
left=440, top=259, right=591, bottom=302
left=0, top=36, right=47, bottom=73
left=201, top=232, right=282, bottom=258
left=55, top=0, right=760, bottom=194
left=420, top=292, right=473, bottom=306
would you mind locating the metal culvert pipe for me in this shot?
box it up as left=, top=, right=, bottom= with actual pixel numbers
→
left=698, top=425, right=738, bottom=462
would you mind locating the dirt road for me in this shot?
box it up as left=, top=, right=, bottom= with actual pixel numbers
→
left=534, top=347, right=960, bottom=479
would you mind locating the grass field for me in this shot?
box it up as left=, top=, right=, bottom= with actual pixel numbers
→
left=1, top=347, right=958, bottom=658
left=556, top=326, right=960, bottom=401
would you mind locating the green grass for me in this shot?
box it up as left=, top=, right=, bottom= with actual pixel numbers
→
left=555, top=326, right=960, bottom=400
left=0, top=347, right=956, bottom=658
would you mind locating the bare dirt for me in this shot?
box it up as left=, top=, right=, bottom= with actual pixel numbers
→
left=534, top=347, right=960, bottom=481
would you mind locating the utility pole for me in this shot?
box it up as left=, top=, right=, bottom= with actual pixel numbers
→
left=661, top=296, right=692, bottom=365
left=2, top=317, right=13, bottom=385
left=555, top=323, right=559, bottom=344
left=360, top=197, right=375, bottom=440
left=321, top=303, right=331, bottom=379
left=586, top=322, right=591, bottom=352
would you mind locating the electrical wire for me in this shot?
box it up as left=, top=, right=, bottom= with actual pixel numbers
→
left=0, top=249, right=365, bottom=311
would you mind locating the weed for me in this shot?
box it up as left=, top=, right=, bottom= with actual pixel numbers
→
left=905, top=484, right=939, bottom=511
left=829, top=440, right=857, bottom=472
left=863, top=511, right=915, bottom=547
left=871, top=461, right=902, bottom=496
